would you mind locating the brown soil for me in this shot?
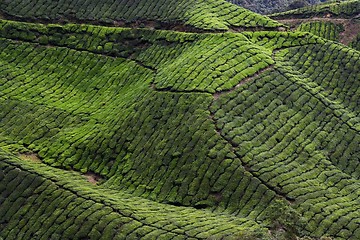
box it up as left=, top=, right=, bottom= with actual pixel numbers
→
left=339, top=20, right=360, bottom=45
left=83, top=172, right=102, bottom=185
left=113, top=20, right=126, bottom=27
left=18, top=152, right=42, bottom=163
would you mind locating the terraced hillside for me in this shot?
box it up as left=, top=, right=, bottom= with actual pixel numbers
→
left=0, top=0, right=359, bottom=239
left=0, top=0, right=282, bottom=31
left=272, top=0, right=360, bottom=18
left=0, top=150, right=272, bottom=239
left=271, top=0, right=360, bottom=50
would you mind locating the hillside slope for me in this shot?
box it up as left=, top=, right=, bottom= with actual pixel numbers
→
left=271, top=0, right=360, bottom=50
left=0, top=150, right=270, bottom=239
left=0, top=0, right=359, bottom=239
left=271, top=0, right=360, bottom=19
left=227, top=0, right=325, bottom=14
left=0, top=0, right=281, bottom=31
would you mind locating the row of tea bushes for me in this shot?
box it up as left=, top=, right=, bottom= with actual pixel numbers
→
left=244, top=31, right=325, bottom=51
left=297, top=21, right=344, bottom=41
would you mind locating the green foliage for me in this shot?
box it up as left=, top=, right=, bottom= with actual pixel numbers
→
left=0, top=0, right=282, bottom=31
left=0, top=21, right=281, bottom=231
left=210, top=39, right=360, bottom=239
left=297, top=21, right=344, bottom=41
left=266, top=199, right=306, bottom=238
left=0, top=151, right=269, bottom=239
left=271, top=0, right=360, bottom=19
left=349, top=32, right=360, bottom=51
left=0, top=20, right=275, bottom=93
left=244, top=31, right=325, bottom=50
left=0, top=9, right=359, bottom=240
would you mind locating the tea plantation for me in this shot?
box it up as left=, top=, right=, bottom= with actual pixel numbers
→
left=0, top=0, right=359, bottom=239
left=297, top=21, right=344, bottom=41
left=271, top=0, right=360, bottom=18
left=271, top=0, right=360, bottom=51
left=0, top=0, right=282, bottom=31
